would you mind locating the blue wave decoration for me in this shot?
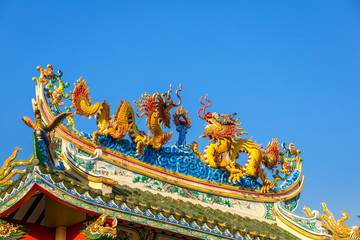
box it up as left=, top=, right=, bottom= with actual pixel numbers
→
left=273, top=169, right=300, bottom=191
left=69, top=128, right=298, bottom=191
left=97, top=134, right=264, bottom=190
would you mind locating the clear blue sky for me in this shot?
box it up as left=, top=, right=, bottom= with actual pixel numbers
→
left=1, top=1, right=359, bottom=226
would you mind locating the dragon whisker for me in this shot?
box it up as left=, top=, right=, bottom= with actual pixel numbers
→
left=136, top=112, right=148, bottom=118
left=136, top=107, right=148, bottom=112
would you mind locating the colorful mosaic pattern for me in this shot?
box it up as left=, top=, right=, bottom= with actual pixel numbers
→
left=275, top=200, right=325, bottom=234
left=0, top=166, right=287, bottom=240
left=282, top=194, right=300, bottom=212
left=132, top=174, right=275, bottom=220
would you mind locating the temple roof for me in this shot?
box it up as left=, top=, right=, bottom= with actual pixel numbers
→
left=2, top=64, right=358, bottom=240
left=0, top=162, right=300, bottom=240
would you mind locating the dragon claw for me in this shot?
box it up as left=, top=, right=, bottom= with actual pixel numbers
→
left=260, top=180, right=273, bottom=193
left=228, top=168, right=243, bottom=183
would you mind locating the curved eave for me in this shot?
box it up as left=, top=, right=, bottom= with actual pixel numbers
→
left=275, top=202, right=329, bottom=239
left=0, top=167, right=250, bottom=240
left=36, top=84, right=304, bottom=202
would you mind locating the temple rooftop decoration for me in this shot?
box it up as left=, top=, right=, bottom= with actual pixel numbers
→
left=0, top=64, right=358, bottom=240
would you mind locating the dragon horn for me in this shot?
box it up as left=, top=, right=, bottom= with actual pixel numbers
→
left=198, top=96, right=205, bottom=119
left=167, top=84, right=172, bottom=97
left=204, top=94, right=212, bottom=115
left=171, top=84, right=182, bottom=107
left=204, top=94, right=212, bottom=104
left=198, top=94, right=212, bottom=119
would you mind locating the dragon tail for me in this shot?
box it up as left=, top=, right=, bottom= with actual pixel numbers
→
left=191, top=142, right=206, bottom=163
left=191, top=142, right=217, bottom=167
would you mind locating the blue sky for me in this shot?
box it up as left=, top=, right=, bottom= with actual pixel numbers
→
left=1, top=1, right=359, bottom=226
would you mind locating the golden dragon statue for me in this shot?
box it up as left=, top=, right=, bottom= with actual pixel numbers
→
left=303, top=203, right=360, bottom=240
left=191, top=95, right=280, bottom=192
left=70, top=78, right=182, bottom=155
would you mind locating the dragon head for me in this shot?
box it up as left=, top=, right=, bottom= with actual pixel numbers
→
left=85, top=215, right=117, bottom=239
left=135, top=84, right=182, bottom=129
left=197, top=95, right=247, bottom=141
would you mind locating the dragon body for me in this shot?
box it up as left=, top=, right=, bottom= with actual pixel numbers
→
left=191, top=95, right=280, bottom=192
left=70, top=78, right=181, bottom=155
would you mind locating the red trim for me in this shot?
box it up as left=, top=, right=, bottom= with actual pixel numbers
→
left=3, top=217, right=55, bottom=240
left=1, top=181, right=206, bottom=240
left=66, top=220, right=89, bottom=240
left=1, top=182, right=204, bottom=239
left=0, top=184, right=40, bottom=218
left=0, top=183, right=100, bottom=218
left=34, top=183, right=101, bottom=216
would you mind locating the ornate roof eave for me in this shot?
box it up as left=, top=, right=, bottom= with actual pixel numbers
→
left=275, top=201, right=360, bottom=240
left=0, top=164, right=300, bottom=240
left=275, top=201, right=330, bottom=240
left=0, top=166, right=235, bottom=239
left=0, top=166, right=225, bottom=239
